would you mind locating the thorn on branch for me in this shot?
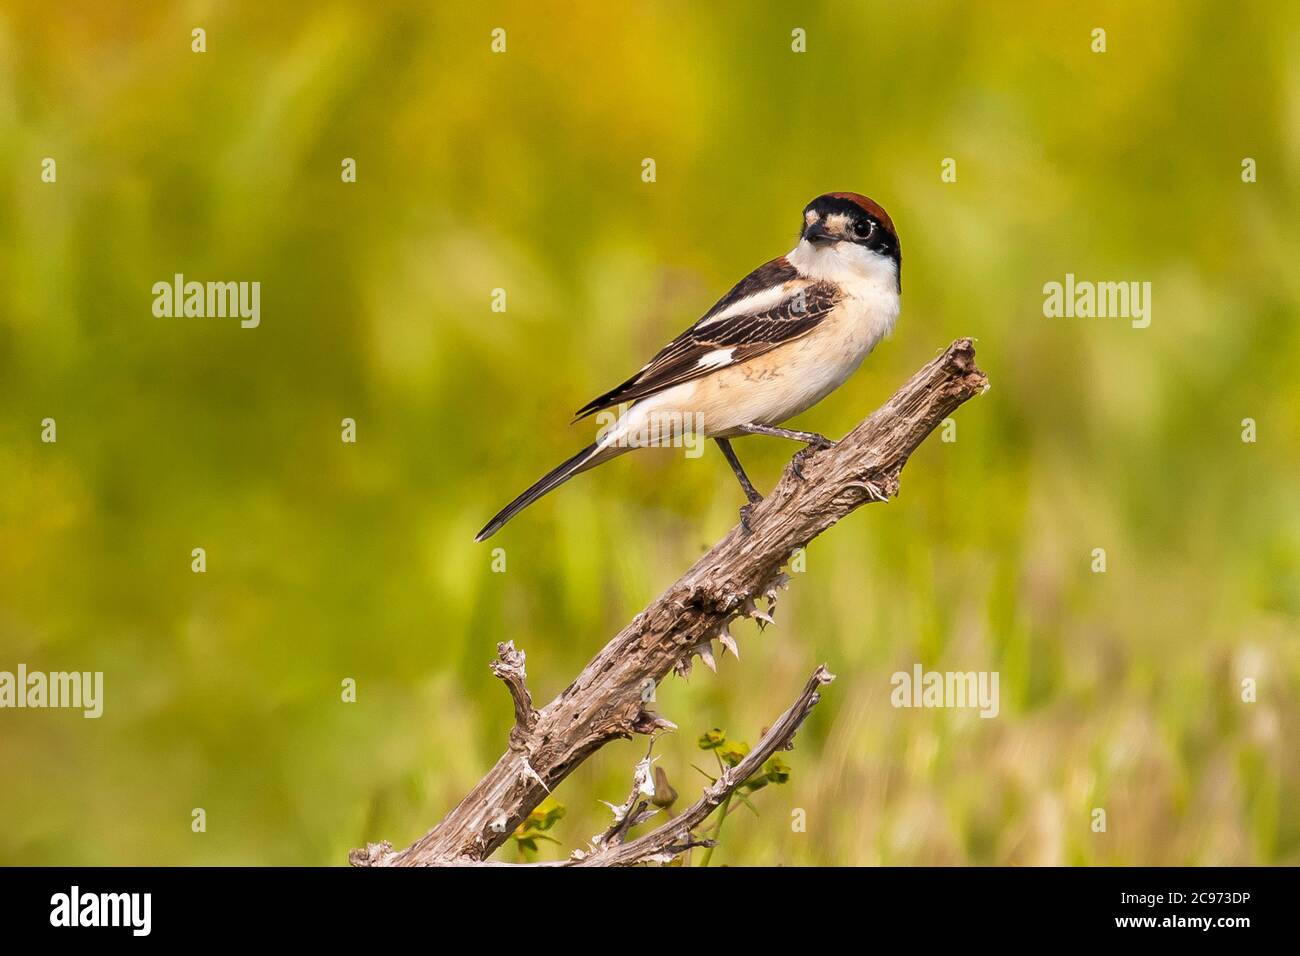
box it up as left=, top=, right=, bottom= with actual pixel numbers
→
left=765, top=572, right=790, bottom=604
left=631, top=708, right=677, bottom=735
left=717, top=624, right=739, bottom=659
left=518, top=755, right=550, bottom=793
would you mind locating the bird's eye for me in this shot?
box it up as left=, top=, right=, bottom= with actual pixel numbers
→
left=854, top=220, right=874, bottom=239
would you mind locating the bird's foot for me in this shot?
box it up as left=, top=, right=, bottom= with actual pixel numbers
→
left=791, top=437, right=837, bottom=480
left=739, top=499, right=762, bottom=534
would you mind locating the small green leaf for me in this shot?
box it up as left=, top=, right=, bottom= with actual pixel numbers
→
left=698, top=728, right=727, bottom=750
left=763, top=755, right=791, bottom=784
left=535, top=801, right=567, bottom=831
left=718, top=740, right=750, bottom=767
left=512, top=797, right=567, bottom=856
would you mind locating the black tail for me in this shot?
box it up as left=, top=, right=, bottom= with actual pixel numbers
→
left=475, top=443, right=601, bottom=541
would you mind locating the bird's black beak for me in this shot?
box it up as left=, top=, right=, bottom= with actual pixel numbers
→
left=802, top=222, right=833, bottom=244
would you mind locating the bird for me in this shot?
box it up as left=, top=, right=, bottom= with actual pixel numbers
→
left=475, top=192, right=902, bottom=542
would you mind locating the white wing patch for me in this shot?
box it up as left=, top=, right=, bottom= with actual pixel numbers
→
left=696, top=347, right=735, bottom=369
left=695, top=283, right=794, bottom=328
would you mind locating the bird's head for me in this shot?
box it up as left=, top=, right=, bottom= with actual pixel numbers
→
left=799, top=192, right=901, bottom=271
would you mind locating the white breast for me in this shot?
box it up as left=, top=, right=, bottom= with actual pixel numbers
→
left=601, top=240, right=900, bottom=445
left=704, top=238, right=899, bottom=430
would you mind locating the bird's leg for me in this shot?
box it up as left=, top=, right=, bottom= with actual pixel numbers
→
left=734, top=422, right=837, bottom=480
left=717, top=438, right=762, bottom=502
left=734, top=422, right=837, bottom=449
left=716, top=438, right=762, bottom=533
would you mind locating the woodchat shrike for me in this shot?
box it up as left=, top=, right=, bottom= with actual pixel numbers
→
left=477, top=192, right=901, bottom=541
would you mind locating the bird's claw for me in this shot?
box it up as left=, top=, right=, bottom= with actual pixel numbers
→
left=792, top=437, right=836, bottom=480
left=739, top=501, right=761, bottom=534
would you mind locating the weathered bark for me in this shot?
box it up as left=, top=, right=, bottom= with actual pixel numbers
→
left=350, top=338, right=988, bottom=867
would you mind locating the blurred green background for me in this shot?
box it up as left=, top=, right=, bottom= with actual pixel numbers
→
left=1, top=0, right=1297, bottom=866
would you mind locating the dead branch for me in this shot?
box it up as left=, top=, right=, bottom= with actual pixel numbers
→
left=489, top=641, right=537, bottom=747
left=571, top=664, right=834, bottom=866
left=380, top=665, right=832, bottom=867
left=590, top=742, right=660, bottom=851
left=350, top=337, right=987, bottom=867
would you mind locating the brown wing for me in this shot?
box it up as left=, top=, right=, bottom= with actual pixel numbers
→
left=574, top=264, right=839, bottom=420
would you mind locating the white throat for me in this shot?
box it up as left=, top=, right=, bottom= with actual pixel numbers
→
left=787, top=238, right=899, bottom=290
left=789, top=238, right=901, bottom=346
